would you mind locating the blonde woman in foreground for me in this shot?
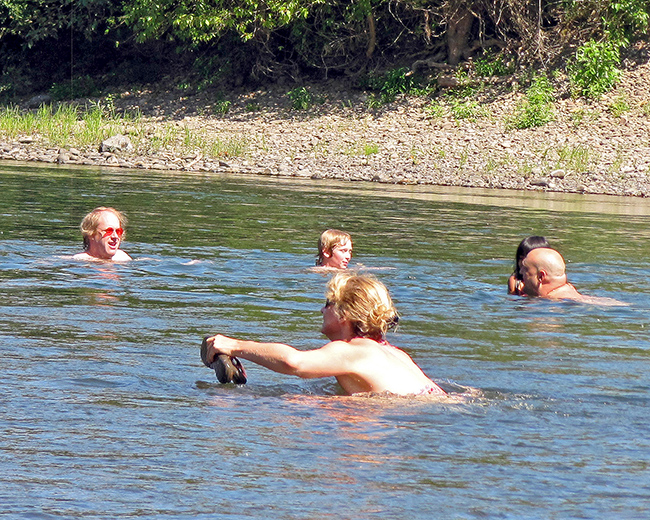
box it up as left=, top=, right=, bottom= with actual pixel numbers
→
left=202, top=272, right=446, bottom=396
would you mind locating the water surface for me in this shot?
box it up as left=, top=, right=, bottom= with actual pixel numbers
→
left=1, top=162, right=649, bottom=519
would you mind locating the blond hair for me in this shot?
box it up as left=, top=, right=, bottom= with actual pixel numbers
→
left=325, top=272, right=399, bottom=341
left=317, top=229, right=351, bottom=266
left=80, top=207, right=128, bottom=250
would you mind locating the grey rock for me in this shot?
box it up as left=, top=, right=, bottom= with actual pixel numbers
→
left=99, top=134, right=134, bottom=154
left=26, top=94, right=52, bottom=108
left=438, top=76, right=459, bottom=87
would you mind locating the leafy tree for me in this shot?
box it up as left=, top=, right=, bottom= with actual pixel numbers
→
left=0, top=0, right=120, bottom=47
left=1, top=0, right=649, bottom=97
left=568, top=39, right=622, bottom=99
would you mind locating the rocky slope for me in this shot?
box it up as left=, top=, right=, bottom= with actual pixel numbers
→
left=2, top=53, right=649, bottom=197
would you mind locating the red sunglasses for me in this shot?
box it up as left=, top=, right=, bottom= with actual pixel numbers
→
left=99, top=227, right=124, bottom=238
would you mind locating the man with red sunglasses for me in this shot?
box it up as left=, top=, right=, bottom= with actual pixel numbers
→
left=73, top=206, right=132, bottom=261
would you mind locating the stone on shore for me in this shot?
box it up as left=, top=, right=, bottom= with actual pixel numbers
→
left=100, top=135, right=134, bottom=154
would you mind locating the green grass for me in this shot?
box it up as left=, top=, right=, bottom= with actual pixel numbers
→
left=0, top=102, right=249, bottom=159
left=539, top=144, right=597, bottom=173
left=423, top=101, right=446, bottom=119
left=474, top=53, right=515, bottom=77
left=506, top=75, right=555, bottom=129
left=556, top=145, right=593, bottom=172
left=343, top=141, right=380, bottom=156
left=642, top=102, right=650, bottom=117
left=450, top=99, right=488, bottom=121
left=570, top=107, right=600, bottom=127
left=608, top=95, right=631, bottom=117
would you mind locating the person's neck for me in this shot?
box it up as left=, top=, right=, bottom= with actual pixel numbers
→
left=544, top=280, right=572, bottom=297
left=326, top=321, right=356, bottom=342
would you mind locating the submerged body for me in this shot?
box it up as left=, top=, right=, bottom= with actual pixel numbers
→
left=202, top=272, right=446, bottom=397
left=204, top=333, right=445, bottom=396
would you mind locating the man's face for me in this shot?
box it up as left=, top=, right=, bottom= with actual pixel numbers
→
left=87, top=211, right=123, bottom=259
left=520, top=257, right=540, bottom=296
left=322, top=239, right=352, bottom=269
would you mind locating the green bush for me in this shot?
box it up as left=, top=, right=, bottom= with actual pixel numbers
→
left=365, top=67, right=421, bottom=104
left=568, top=39, right=621, bottom=99
left=507, top=75, right=554, bottom=129
left=213, top=100, right=231, bottom=114
left=450, top=99, right=486, bottom=121
left=287, top=87, right=314, bottom=110
left=474, top=53, right=514, bottom=77
left=49, top=76, right=101, bottom=101
left=606, top=0, right=650, bottom=43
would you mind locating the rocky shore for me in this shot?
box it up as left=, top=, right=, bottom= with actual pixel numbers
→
left=2, top=59, right=649, bottom=197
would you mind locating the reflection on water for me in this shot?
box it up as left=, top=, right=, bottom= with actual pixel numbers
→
left=0, top=161, right=649, bottom=519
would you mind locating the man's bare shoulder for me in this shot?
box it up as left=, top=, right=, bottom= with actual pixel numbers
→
left=72, top=252, right=97, bottom=261
left=112, top=250, right=132, bottom=261
left=71, top=250, right=132, bottom=262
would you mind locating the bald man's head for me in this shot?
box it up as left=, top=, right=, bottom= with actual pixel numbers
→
left=520, top=248, right=568, bottom=296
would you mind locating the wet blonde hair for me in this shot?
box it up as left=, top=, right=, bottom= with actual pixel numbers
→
left=80, top=207, right=128, bottom=250
left=317, top=229, right=352, bottom=266
left=325, top=272, right=399, bottom=341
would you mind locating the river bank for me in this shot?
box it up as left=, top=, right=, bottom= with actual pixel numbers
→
left=2, top=58, right=649, bottom=197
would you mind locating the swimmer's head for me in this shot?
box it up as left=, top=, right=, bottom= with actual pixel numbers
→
left=325, top=272, right=398, bottom=341
left=520, top=247, right=567, bottom=296
left=317, top=229, right=352, bottom=268
left=514, top=235, right=549, bottom=280
left=80, top=206, right=128, bottom=251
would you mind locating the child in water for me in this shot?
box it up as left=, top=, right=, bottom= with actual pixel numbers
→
left=316, top=229, right=352, bottom=269
left=202, top=272, right=446, bottom=396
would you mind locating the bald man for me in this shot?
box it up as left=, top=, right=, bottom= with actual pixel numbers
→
left=519, top=248, right=580, bottom=299
left=519, top=247, right=625, bottom=305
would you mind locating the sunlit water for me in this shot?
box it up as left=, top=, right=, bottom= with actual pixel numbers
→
left=1, top=162, right=649, bottom=519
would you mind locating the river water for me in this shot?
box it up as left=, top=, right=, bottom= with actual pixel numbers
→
left=1, top=161, right=649, bottom=519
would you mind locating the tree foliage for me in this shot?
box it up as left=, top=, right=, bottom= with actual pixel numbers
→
left=0, top=0, right=648, bottom=96
left=0, top=0, right=120, bottom=46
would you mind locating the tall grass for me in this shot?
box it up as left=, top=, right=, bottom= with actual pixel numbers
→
left=0, top=102, right=249, bottom=159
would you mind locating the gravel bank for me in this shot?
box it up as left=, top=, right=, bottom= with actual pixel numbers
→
left=2, top=59, right=649, bottom=197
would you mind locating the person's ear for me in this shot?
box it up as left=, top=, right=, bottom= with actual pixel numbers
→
left=322, top=249, right=331, bottom=258
left=538, top=269, right=548, bottom=283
